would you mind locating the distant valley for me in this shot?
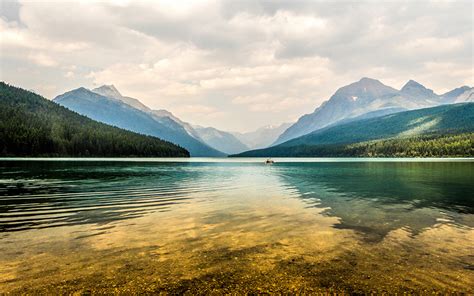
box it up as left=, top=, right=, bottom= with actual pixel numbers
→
left=53, top=85, right=292, bottom=155
left=54, top=85, right=225, bottom=157
left=232, top=123, right=293, bottom=150
left=1, top=77, right=473, bottom=158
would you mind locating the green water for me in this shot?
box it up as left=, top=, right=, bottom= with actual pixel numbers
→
left=0, top=158, right=473, bottom=293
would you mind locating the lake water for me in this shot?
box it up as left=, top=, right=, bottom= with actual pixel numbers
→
left=0, top=158, right=473, bottom=293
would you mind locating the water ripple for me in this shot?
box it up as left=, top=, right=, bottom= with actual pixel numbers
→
left=0, top=176, right=240, bottom=232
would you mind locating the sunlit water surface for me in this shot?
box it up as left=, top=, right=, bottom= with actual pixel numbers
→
left=0, top=158, right=473, bottom=294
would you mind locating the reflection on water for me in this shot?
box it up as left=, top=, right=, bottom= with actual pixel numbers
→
left=278, top=162, right=474, bottom=241
left=0, top=159, right=473, bottom=293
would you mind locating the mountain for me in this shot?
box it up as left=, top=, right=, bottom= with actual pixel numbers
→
left=233, top=103, right=474, bottom=157
left=92, top=84, right=123, bottom=101
left=93, top=85, right=288, bottom=154
left=92, top=85, right=244, bottom=154
left=233, top=123, right=292, bottom=150
left=54, top=87, right=225, bottom=157
left=399, top=79, right=437, bottom=100
left=275, top=78, right=401, bottom=145
left=441, top=86, right=473, bottom=104
left=441, top=86, right=470, bottom=102
left=92, top=85, right=204, bottom=141
left=150, top=109, right=204, bottom=141
left=0, top=82, right=189, bottom=157
left=193, top=126, right=249, bottom=154
left=453, top=88, right=474, bottom=103
left=274, top=78, right=467, bottom=145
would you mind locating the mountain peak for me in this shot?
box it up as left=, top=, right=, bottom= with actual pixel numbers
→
left=401, top=79, right=424, bottom=91
left=400, top=80, right=436, bottom=98
left=65, top=87, right=91, bottom=96
left=98, top=84, right=118, bottom=91
left=92, top=84, right=122, bottom=99
left=359, top=77, right=379, bottom=83
left=53, top=87, right=103, bottom=104
left=331, top=77, right=398, bottom=102
left=442, top=86, right=471, bottom=98
left=154, top=109, right=173, bottom=117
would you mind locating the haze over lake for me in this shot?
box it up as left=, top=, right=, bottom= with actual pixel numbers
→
left=1, top=158, right=473, bottom=294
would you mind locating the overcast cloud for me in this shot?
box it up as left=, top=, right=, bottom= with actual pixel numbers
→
left=0, top=0, right=472, bottom=132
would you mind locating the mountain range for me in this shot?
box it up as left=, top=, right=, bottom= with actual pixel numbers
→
left=234, top=103, right=474, bottom=157
left=0, top=82, right=188, bottom=157
left=54, top=86, right=226, bottom=157
left=53, top=85, right=294, bottom=155
left=191, top=123, right=294, bottom=153
left=53, top=78, right=472, bottom=157
left=274, top=78, right=473, bottom=145
left=232, top=123, right=293, bottom=150
left=2, top=76, right=472, bottom=158
left=192, top=126, right=249, bottom=155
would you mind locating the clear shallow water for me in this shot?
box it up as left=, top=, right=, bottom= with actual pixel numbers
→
left=0, top=158, right=473, bottom=293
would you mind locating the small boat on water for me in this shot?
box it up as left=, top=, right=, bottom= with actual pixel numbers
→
left=265, top=159, right=275, bottom=164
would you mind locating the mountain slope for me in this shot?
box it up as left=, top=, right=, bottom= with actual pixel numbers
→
left=400, top=79, right=437, bottom=100
left=442, top=87, right=474, bottom=104
left=54, top=87, right=225, bottom=157
left=150, top=109, right=204, bottom=141
left=92, top=85, right=290, bottom=153
left=0, top=82, right=189, bottom=157
left=441, top=86, right=471, bottom=103
left=193, top=126, right=248, bottom=154
left=233, top=123, right=292, bottom=149
left=455, top=89, right=474, bottom=103
left=234, top=103, right=474, bottom=157
left=92, top=85, right=226, bottom=154
left=274, top=78, right=456, bottom=145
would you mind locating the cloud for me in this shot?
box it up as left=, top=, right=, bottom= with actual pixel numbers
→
left=397, top=37, right=464, bottom=56
left=28, top=53, right=57, bottom=67
left=0, top=0, right=472, bottom=132
left=233, top=94, right=312, bottom=113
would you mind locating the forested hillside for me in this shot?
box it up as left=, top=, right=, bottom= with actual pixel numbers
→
left=234, top=133, right=473, bottom=157
left=275, top=77, right=472, bottom=145
left=54, top=86, right=225, bottom=157
left=234, top=103, right=474, bottom=157
left=0, top=82, right=189, bottom=157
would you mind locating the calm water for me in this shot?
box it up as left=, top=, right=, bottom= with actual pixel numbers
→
left=0, top=158, right=473, bottom=294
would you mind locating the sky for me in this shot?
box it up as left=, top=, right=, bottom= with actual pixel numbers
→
left=0, top=0, right=472, bottom=132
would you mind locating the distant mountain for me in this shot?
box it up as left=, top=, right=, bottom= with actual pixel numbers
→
left=455, top=89, right=474, bottom=103
left=234, top=103, right=474, bottom=157
left=93, top=85, right=247, bottom=155
left=193, top=126, right=249, bottom=154
left=274, top=78, right=470, bottom=145
left=0, top=82, right=189, bottom=157
left=441, top=87, right=473, bottom=104
left=233, top=123, right=292, bottom=150
left=399, top=79, right=437, bottom=100
left=91, top=85, right=288, bottom=154
left=92, top=85, right=204, bottom=141
left=440, top=86, right=471, bottom=102
left=150, top=109, right=204, bottom=141
left=54, top=87, right=225, bottom=157
left=92, top=84, right=123, bottom=101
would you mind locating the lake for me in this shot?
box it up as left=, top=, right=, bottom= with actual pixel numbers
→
left=0, top=158, right=473, bottom=294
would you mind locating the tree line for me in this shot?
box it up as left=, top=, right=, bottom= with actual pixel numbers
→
left=232, top=133, right=473, bottom=157
left=0, top=82, right=189, bottom=157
